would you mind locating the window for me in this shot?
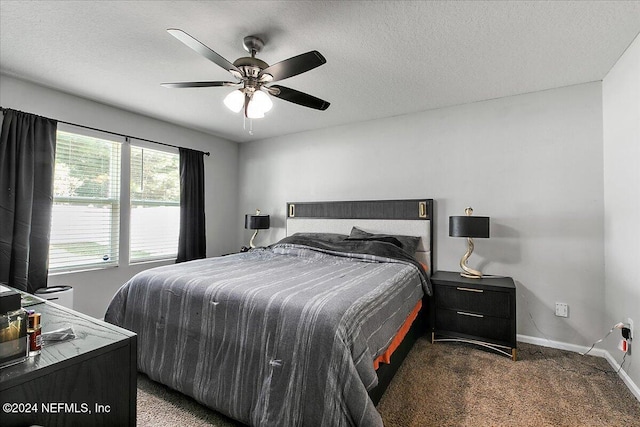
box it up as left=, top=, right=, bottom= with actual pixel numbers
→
left=49, top=131, right=121, bottom=272
left=49, top=129, right=181, bottom=273
left=129, top=146, right=180, bottom=262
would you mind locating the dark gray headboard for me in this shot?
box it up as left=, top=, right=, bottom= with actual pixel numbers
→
left=285, top=199, right=434, bottom=272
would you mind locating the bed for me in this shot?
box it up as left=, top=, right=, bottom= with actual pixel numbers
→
left=105, top=199, right=433, bottom=426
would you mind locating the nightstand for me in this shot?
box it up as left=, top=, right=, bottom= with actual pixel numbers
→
left=430, top=271, right=517, bottom=360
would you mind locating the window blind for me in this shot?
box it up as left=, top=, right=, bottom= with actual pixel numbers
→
left=129, top=145, right=180, bottom=262
left=49, top=131, right=121, bottom=272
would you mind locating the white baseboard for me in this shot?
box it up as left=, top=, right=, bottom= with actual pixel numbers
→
left=517, top=334, right=640, bottom=402
left=601, top=348, right=640, bottom=402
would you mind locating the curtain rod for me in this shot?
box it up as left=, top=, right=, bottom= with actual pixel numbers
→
left=0, top=106, right=211, bottom=156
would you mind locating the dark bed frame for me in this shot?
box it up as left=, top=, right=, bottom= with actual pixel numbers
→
left=286, top=198, right=434, bottom=405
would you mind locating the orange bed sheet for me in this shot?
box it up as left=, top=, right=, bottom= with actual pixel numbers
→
left=373, top=299, right=422, bottom=370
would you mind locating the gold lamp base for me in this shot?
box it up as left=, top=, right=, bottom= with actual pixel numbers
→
left=249, top=229, right=259, bottom=249
left=459, top=237, right=483, bottom=279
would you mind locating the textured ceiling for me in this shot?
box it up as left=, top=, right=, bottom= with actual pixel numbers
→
left=1, top=1, right=639, bottom=143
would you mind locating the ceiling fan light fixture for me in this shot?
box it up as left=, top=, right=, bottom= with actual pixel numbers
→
left=246, top=99, right=266, bottom=119
left=252, top=90, right=273, bottom=113
left=224, top=89, right=244, bottom=113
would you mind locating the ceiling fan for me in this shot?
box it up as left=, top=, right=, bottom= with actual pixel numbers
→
left=162, top=29, right=330, bottom=119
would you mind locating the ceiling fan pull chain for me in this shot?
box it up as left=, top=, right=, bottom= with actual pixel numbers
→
left=242, top=115, right=254, bottom=135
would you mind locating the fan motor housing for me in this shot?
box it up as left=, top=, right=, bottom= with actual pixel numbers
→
left=233, top=57, right=269, bottom=71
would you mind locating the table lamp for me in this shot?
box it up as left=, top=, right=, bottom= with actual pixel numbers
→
left=244, top=209, right=270, bottom=249
left=449, top=207, right=490, bottom=279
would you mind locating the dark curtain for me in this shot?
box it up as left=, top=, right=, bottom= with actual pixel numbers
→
left=176, top=147, right=206, bottom=263
left=0, top=109, right=57, bottom=293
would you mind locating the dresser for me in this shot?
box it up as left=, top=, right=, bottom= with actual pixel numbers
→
left=430, top=271, right=517, bottom=360
left=0, top=294, right=137, bottom=426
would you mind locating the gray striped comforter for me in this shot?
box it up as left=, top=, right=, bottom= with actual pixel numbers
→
left=105, top=240, right=428, bottom=426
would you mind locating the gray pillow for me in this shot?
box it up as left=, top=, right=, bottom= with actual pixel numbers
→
left=290, top=232, right=348, bottom=243
left=347, top=227, right=420, bottom=256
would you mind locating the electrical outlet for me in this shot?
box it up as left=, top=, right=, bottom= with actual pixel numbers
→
left=555, top=302, right=568, bottom=318
left=628, top=317, right=634, bottom=340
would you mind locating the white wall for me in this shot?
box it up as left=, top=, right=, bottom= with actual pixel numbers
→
left=0, top=74, right=240, bottom=318
left=238, top=82, right=605, bottom=347
left=603, top=34, right=640, bottom=389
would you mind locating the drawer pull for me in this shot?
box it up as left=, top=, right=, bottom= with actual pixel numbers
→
left=457, top=311, right=484, bottom=318
left=456, top=287, right=484, bottom=293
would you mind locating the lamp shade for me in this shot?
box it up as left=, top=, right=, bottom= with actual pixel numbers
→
left=246, top=101, right=265, bottom=119
left=252, top=90, right=273, bottom=113
left=224, top=89, right=244, bottom=113
left=245, top=214, right=270, bottom=230
left=449, top=216, right=490, bottom=238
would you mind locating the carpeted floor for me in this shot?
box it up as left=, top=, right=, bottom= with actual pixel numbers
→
left=137, top=338, right=640, bottom=426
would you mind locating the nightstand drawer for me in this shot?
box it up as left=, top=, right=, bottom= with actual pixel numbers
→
left=435, top=285, right=511, bottom=318
left=435, top=309, right=512, bottom=343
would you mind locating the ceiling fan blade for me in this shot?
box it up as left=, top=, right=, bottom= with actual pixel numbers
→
left=167, top=29, right=241, bottom=75
left=161, top=81, right=239, bottom=88
left=259, top=51, right=326, bottom=82
left=269, top=85, right=330, bottom=111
